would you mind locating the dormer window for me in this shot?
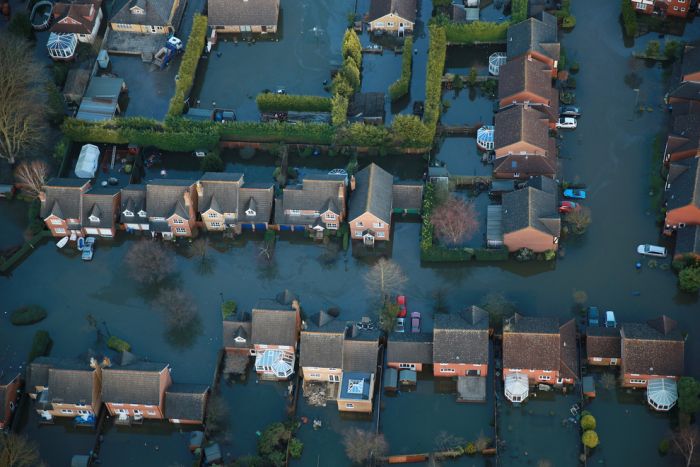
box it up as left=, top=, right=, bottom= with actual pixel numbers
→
left=234, top=336, right=246, bottom=343
left=246, top=208, right=256, bottom=217
left=208, top=212, right=219, bottom=218
left=123, top=210, right=134, bottom=217
left=138, top=210, right=147, bottom=217
left=130, top=6, right=145, bottom=15
left=89, top=215, right=100, bottom=223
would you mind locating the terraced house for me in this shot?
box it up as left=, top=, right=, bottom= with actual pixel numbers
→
left=164, top=384, right=210, bottom=425
left=101, top=362, right=172, bottom=423
left=432, top=307, right=489, bottom=377
left=387, top=331, right=433, bottom=373
left=40, top=178, right=92, bottom=238
left=251, top=299, right=301, bottom=380
left=145, top=179, right=198, bottom=239
left=586, top=327, right=621, bottom=366
left=120, top=185, right=149, bottom=232
left=664, top=157, right=700, bottom=233
left=506, top=12, right=559, bottom=76
left=81, top=187, right=120, bottom=237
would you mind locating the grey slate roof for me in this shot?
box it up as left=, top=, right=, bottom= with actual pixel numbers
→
left=676, top=225, right=700, bottom=256
left=392, top=182, right=423, bottom=211
left=164, top=384, right=209, bottom=422
left=300, top=326, right=345, bottom=369
left=82, top=187, right=119, bottom=229
left=621, top=316, right=685, bottom=377
left=146, top=179, right=195, bottom=219
left=207, top=0, right=280, bottom=27
left=387, top=332, right=433, bottom=364
left=343, top=333, right=379, bottom=373
left=349, top=163, right=394, bottom=223
left=498, top=55, right=558, bottom=119
left=120, top=184, right=147, bottom=223
left=369, top=0, right=417, bottom=23
left=198, top=173, right=243, bottom=214
left=277, top=175, right=345, bottom=225
left=27, top=358, right=87, bottom=391
left=222, top=319, right=252, bottom=349
left=101, top=362, right=169, bottom=405
left=110, top=0, right=176, bottom=27
left=507, top=12, right=559, bottom=62
left=681, top=44, right=700, bottom=79
left=41, top=178, right=90, bottom=221
left=502, top=181, right=560, bottom=236
left=669, top=81, right=700, bottom=101
left=433, top=307, right=489, bottom=365
left=47, top=366, right=94, bottom=405
left=251, top=300, right=298, bottom=347
left=495, top=105, right=551, bottom=154
left=586, top=327, right=621, bottom=360
left=239, top=184, right=274, bottom=224
left=666, top=157, right=700, bottom=210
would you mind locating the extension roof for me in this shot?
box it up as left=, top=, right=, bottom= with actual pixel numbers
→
left=387, top=332, right=433, bottom=364
left=164, top=384, right=209, bottom=422
left=621, top=316, right=685, bottom=377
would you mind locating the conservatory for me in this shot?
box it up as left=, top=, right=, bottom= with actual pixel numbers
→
left=647, top=378, right=678, bottom=412
left=505, top=373, right=529, bottom=403
left=476, top=125, right=495, bottom=151
left=47, top=32, right=77, bottom=61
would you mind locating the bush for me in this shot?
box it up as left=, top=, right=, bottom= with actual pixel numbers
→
left=53, top=136, right=71, bottom=162
left=511, top=0, right=528, bottom=23
left=388, top=36, right=414, bottom=101
left=444, top=21, right=509, bottom=44
left=391, top=115, right=432, bottom=148
left=621, top=0, right=638, bottom=37
left=658, top=438, right=670, bottom=455
left=679, top=266, right=700, bottom=293
left=107, top=336, right=131, bottom=352
left=256, top=93, right=332, bottom=113
left=331, top=94, right=348, bottom=126
left=646, top=40, right=661, bottom=57
left=341, top=29, right=362, bottom=69
left=465, top=442, right=477, bottom=455
left=580, top=414, right=596, bottom=431
left=222, top=300, right=237, bottom=320
left=10, top=305, right=47, bottom=325
left=570, top=62, right=580, bottom=74
left=28, top=331, right=52, bottom=362
left=562, top=15, right=576, bottom=29
left=168, top=14, right=208, bottom=117
left=288, top=438, right=303, bottom=459
left=582, top=430, right=599, bottom=449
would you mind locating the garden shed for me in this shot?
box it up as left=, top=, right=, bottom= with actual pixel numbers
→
left=399, top=369, right=417, bottom=385
left=63, top=69, right=91, bottom=105
left=486, top=205, right=504, bottom=247
left=504, top=373, right=529, bottom=403
left=384, top=367, right=398, bottom=392
left=47, top=32, right=78, bottom=60
left=75, top=144, right=100, bottom=178
left=647, top=378, right=678, bottom=412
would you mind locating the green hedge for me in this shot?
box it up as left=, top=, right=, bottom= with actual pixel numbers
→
left=221, top=300, right=237, bottom=320
left=333, top=123, right=391, bottom=148
left=511, top=0, right=528, bottom=23
left=422, top=246, right=475, bottom=262
left=474, top=248, right=509, bottom=261
left=621, top=0, right=638, bottom=37
left=0, top=231, right=51, bottom=273
left=107, top=336, right=131, bottom=352
left=256, top=93, right=332, bottom=113
left=10, top=305, right=47, bottom=325
left=391, top=115, right=432, bottom=149
left=168, top=14, right=208, bottom=117
left=388, top=36, right=414, bottom=101
left=28, top=331, right=52, bottom=363
left=444, top=21, right=509, bottom=44
left=424, top=26, right=447, bottom=141
left=220, top=121, right=335, bottom=145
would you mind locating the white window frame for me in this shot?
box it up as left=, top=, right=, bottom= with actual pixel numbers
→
left=372, top=222, right=383, bottom=228
left=60, top=409, right=74, bottom=414
left=51, top=219, right=63, bottom=225
left=54, top=228, right=66, bottom=234
left=175, top=227, right=187, bottom=234
left=325, top=213, right=336, bottom=220
left=377, top=232, right=385, bottom=238
left=289, top=210, right=301, bottom=216
left=539, top=375, right=551, bottom=381
left=630, top=378, right=647, bottom=384
left=326, top=223, right=338, bottom=229
left=355, top=231, right=362, bottom=237
left=355, top=221, right=363, bottom=227
left=123, top=210, right=134, bottom=217
left=208, top=212, right=219, bottom=218
left=345, top=403, right=354, bottom=408
left=147, top=410, right=156, bottom=415
left=211, top=222, right=222, bottom=228
left=173, top=218, right=184, bottom=224
left=399, top=363, right=415, bottom=370
left=440, top=368, right=455, bottom=373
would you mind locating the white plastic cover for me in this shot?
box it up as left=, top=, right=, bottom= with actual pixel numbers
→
left=75, top=144, right=100, bottom=178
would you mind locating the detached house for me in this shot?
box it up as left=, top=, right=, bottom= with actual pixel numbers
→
left=502, top=314, right=578, bottom=386
left=368, top=0, right=417, bottom=36
left=208, top=0, right=280, bottom=34
left=101, top=362, right=172, bottom=423
left=110, top=0, right=181, bottom=34
left=275, top=174, right=346, bottom=236
left=586, top=327, right=621, bottom=366
left=387, top=332, right=433, bottom=373
left=197, top=172, right=274, bottom=233
left=120, top=184, right=149, bottom=231
left=0, top=372, right=21, bottom=430
left=664, top=157, right=700, bottom=233
left=631, top=0, right=689, bottom=19
left=433, top=307, right=489, bottom=377
left=146, top=179, right=198, bottom=239
left=40, top=178, right=92, bottom=238
left=81, top=187, right=120, bottom=237
left=498, top=55, right=558, bottom=125
left=51, top=0, right=103, bottom=44
left=222, top=315, right=253, bottom=376
left=338, top=328, right=379, bottom=413
left=299, top=311, right=347, bottom=400
left=251, top=299, right=301, bottom=380
left=506, top=12, right=559, bottom=76
left=501, top=176, right=560, bottom=253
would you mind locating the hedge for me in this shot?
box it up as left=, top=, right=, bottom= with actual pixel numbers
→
left=424, top=26, right=447, bottom=141
left=168, top=14, right=208, bottom=117
left=391, top=114, right=432, bottom=149
left=107, top=336, right=132, bottom=352
left=511, top=0, right=528, bottom=23
left=0, top=230, right=52, bottom=274
left=221, top=300, right=237, bottom=319
left=28, top=331, right=52, bottom=363
left=388, top=36, right=414, bottom=101
left=422, top=246, right=475, bottom=262
left=621, top=0, right=638, bottom=37
left=10, top=305, right=47, bottom=325
left=256, top=93, right=332, bottom=113
left=220, top=121, right=335, bottom=145
left=474, top=248, right=509, bottom=261
left=444, top=21, right=509, bottom=44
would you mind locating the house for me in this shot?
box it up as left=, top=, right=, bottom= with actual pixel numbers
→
left=664, top=157, right=700, bottom=233
left=631, top=0, right=689, bottom=18
left=207, top=0, right=280, bottom=34
left=0, top=372, right=21, bottom=430
left=586, top=327, right=621, bottom=366
left=76, top=76, right=127, bottom=122
left=668, top=45, right=700, bottom=103
left=620, top=316, right=685, bottom=388
left=506, top=12, right=559, bottom=75
left=347, top=93, right=386, bottom=125
left=502, top=314, right=578, bottom=386
left=40, top=178, right=92, bottom=238
left=81, top=187, right=120, bottom=237
left=497, top=55, right=558, bottom=124
left=663, top=100, right=700, bottom=165
left=348, top=164, right=393, bottom=245
left=275, top=174, right=346, bottom=236
left=51, top=0, right=103, bottom=44
left=433, top=307, right=489, bottom=377
left=387, top=332, right=433, bottom=372
left=164, top=384, right=209, bottom=424
left=338, top=328, right=379, bottom=413
left=120, top=184, right=149, bottom=231
left=197, top=173, right=274, bottom=232
left=222, top=315, right=253, bottom=376
left=110, top=0, right=181, bottom=34
left=101, top=362, right=172, bottom=422
left=146, top=179, right=198, bottom=239
left=501, top=176, right=560, bottom=253
left=494, top=104, right=556, bottom=162
left=675, top=224, right=700, bottom=258
left=299, top=311, right=347, bottom=400
left=251, top=299, right=301, bottom=380
left=368, top=0, right=417, bottom=36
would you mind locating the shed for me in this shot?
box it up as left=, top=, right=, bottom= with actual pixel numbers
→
left=384, top=367, right=398, bottom=391
left=399, top=369, right=417, bottom=385
left=71, top=455, right=90, bottom=467
left=582, top=376, right=595, bottom=398
left=457, top=375, right=486, bottom=402
left=204, top=443, right=222, bottom=464
left=75, top=144, right=100, bottom=178
left=189, top=431, right=205, bottom=451
left=47, top=32, right=77, bottom=60
left=63, top=69, right=91, bottom=105
left=647, top=378, right=678, bottom=412
left=504, top=373, right=528, bottom=403
left=486, top=204, right=503, bottom=247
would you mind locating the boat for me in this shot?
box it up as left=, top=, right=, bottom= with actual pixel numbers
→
left=563, top=188, right=586, bottom=199
left=77, top=236, right=85, bottom=251
left=30, top=0, right=53, bottom=31
left=81, top=238, right=95, bottom=261
left=56, top=237, right=69, bottom=249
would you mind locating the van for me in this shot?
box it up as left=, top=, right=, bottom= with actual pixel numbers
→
left=605, top=311, right=616, bottom=328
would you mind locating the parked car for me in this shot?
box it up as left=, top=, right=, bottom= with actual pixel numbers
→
left=587, top=306, right=599, bottom=327
left=81, top=237, right=95, bottom=261
left=396, top=295, right=407, bottom=318
left=563, top=188, right=586, bottom=199
left=410, top=312, right=421, bottom=333
left=560, top=105, right=581, bottom=118
left=605, top=311, right=617, bottom=328
left=556, top=117, right=577, bottom=129
left=395, top=317, right=405, bottom=333
left=559, top=201, right=579, bottom=213
left=636, top=244, right=667, bottom=258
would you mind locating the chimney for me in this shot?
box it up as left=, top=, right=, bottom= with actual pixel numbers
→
left=196, top=181, right=204, bottom=198
left=291, top=299, right=301, bottom=314
left=350, top=175, right=356, bottom=191
left=184, top=191, right=191, bottom=207
left=38, top=191, right=46, bottom=203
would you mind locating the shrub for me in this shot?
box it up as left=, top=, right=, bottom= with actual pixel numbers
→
left=562, top=15, right=576, bottom=29
left=28, top=331, right=52, bottom=362
left=168, top=14, right=208, bottom=117
left=444, top=21, right=509, bottom=44
left=341, top=29, right=362, bottom=69
left=679, top=267, right=700, bottom=293
left=646, top=40, right=661, bottom=58
left=580, top=414, right=596, bottom=431
left=465, top=442, right=477, bottom=455
left=544, top=249, right=557, bottom=261
left=334, top=123, right=390, bottom=147
left=621, top=0, right=638, bottom=38
left=388, top=36, right=413, bottom=101
left=582, top=430, right=599, bottom=449
left=658, top=438, right=670, bottom=455
left=511, top=0, right=528, bottom=23
left=11, top=305, right=47, bottom=325
left=53, top=136, right=71, bottom=162
left=107, top=336, right=131, bottom=352
left=256, top=93, right=332, bottom=113
left=221, top=300, right=237, bottom=320
left=288, top=438, right=304, bottom=459
left=331, top=94, right=348, bottom=126
left=570, top=62, right=580, bottom=74
left=341, top=59, right=361, bottom=91
left=474, top=248, right=509, bottom=261
left=391, top=115, right=432, bottom=148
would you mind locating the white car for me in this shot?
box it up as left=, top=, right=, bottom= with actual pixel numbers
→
left=394, top=318, right=405, bottom=333
left=637, top=244, right=667, bottom=258
left=556, top=117, right=577, bottom=129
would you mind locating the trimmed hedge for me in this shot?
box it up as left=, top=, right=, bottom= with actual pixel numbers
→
left=220, top=121, right=335, bottom=145
left=28, top=331, right=52, bottom=363
left=10, top=305, right=47, bottom=325
left=256, top=93, right=332, bottom=113
left=107, top=336, right=131, bottom=352
left=391, top=114, right=433, bottom=149
left=621, top=0, right=638, bottom=37
left=474, top=248, right=509, bottom=261
left=511, top=0, right=528, bottom=23
left=422, top=246, right=475, bottom=262
left=444, top=21, right=509, bottom=44
left=424, top=26, right=447, bottom=141
left=388, top=36, right=414, bottom=101
left=168, top=14, right=208, bottom=117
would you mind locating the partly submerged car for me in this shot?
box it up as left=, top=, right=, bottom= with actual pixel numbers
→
left=637, top=244, right=667, bottom=258
left=560, top=105, right=581, bottom=118
left=559, top=201, right=579, bottom=213
left=81, top=237, right=95, bottom=261
left=587, top=306, right=599, bottom=327
left=411, top=312, right=421, bottom=333
left=396, top=295, right=407, bottom=318
left=395, top=317, right=405, bottom=333
left=563, top=188, right=587, bottom=199
left=556, top=117, right=577, bottom=129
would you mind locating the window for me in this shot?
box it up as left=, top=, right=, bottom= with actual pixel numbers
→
left=592, top=357, right=602, bottom=362
left=60, top=409, right=73, bottom=414
left=610, top=358, right=618, bottom=365
left=51, top=219, right=63, bottom=225
left=329, top=374, right=340, bottom=382
left=345, top=403, right=354, bottom=408
left=355, top=221, right=363, bottom=227
left=326, top=213, right=336, bottom=220
left=355, top=231, right=362, bottom=237
left=630, top=378, right=647, bottom=384
left=208, top=212, right=219, bottom=218
left=77, top=410, right=89, bottom=415
left=539, top=375, right=551, bottom=381
left=377, top=232, right=385, bottom=238
left=138, top=210, right=147, bottom=217
left=372, top=222, right=383, bottom=228
left=112, top=403, right=123, bottom=406
left=246, top=209, right=256, bottom=217
left=54, top=228, right=66, bottom=234
left=147, top=411, right=156, bottom=416
left=309, top=373, right=321, bottom=378
left=211, top=222, right=222, bottom=228
left=326, top=223, right=338, bottom=229
left=289, top=210, right=301, bottom=216
left=115, top=408, right=128, bottom=414
left=173, top=218, right=184, bottom=224
left=375, top=22, right=384, bottom=27
left=440, top=368, right=455, bottom=373
left=513, top=172, right=520, bottom=178
left=387, top=22, right=394, bottom=26
left=673, top=5, right=679, bottom=9
left=123, top=210, right=134, bottom=217
left=399, top=363, right=415, bottom=370
left=133, top=409, right=142, bottom=415
left=175, top=227, right=187, bottom=234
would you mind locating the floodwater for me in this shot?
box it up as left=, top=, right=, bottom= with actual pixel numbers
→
left=0, top=200, right=28, bottom=251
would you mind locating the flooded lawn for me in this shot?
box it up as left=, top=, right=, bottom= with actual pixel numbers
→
left=434, top=136, right=491, bottom=177
left=0, top=200, right=28, bottom=250
left=14, top=412, right=96, bottom=467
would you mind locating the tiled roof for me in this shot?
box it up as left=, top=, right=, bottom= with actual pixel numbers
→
left=222, top=319, right=252, bottom=349
left=82, top=187, right=119, bottom=229
left=507, top=12, right=559, bottom=62
left=110, top=0, right=176, bottom=27
left=433, top=307, right=489, bottom=365
left=164, top=384, right=209, bottom=422
left=621, top=316, right=684, bottom=377
left=498, top=55, right=554, bottom=105
left=369, top=0, right=417, bottom=23
left=666, top=158, right=700, bottom=210
left=493, top=152, right=558, bottom=178
left=392, top=183, right=423, bottom=211
left=41, top=178, right=90, bottom=221
left=120, top=184, right=147, bottom=223
left=300, top=327, right=345, bottom=369
left=586, top=327, right=621, bottom=359
left=675, top=225, right=700, bottom=256
left=207, top=0, right=280, bottom=27
left=198, top=173, right=243, bottom=214
left=387, top=332, right=433, bottom=364
left=278, top=175, right=345, bottom=224
left=239, top=184, right=274, bottom=224
left=146, top=179, right=195, bottom=219
left=669, top=81, right=700, bottom=101
left=495, top=105, right=551, bottom=154
left=559, top=319, right=578, bottom=380
left=349, top=163, right=394, bottom=223
left=502, top=182, right=560, bottom=236
left=343, top=329, right=379, bottom=373
left=0, top=373, right=19, bottom=424
left=27, top=357, right=86, bottom=391
left=51, top=0, right=102, bottom=35
left=681, top=44, right=700, bottom=79
left=503, top=314, right=560, bottom=372
left=47, top=366, right=95, bottom=405
left=251, top=300, right=298, bottom=347
left=101, top=362, right=169, bottom=405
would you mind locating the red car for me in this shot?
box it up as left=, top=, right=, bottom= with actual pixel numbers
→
left=559, top=201, right=579, bottom=213
left=396, top=295, right=407, bottom=318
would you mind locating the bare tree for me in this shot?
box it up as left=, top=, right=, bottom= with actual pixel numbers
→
left=0, top=32, right=46, bottom=164
left=671, top=426, right=699, bottom=467
left=430, top=195, right=479, bottom=246
left=155, top=289, right=198, bottom=332
left=343, top=428, right=388, bottom=464
left=14, top=160, right=48, bottom=198
left=565, top=206, right=592, bottom=235
left=204, top=393, right=229, bottom=437
left=0, top=433, right=42, bottom=467
left=190, top=238, right=215, bottom=275
left=124, top=240, right=175, bottom=285
left=364, top=258, right=407, bottom=302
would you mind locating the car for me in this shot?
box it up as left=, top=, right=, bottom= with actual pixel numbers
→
left=605, top=311, right=617, bottom=328
left=410, top=312, right=421, bottom=333
left=395, top=318, right=405, bottom=333
left=637, top=244, right=667, bottom=258
left=559, top=201, right=579, bottom=213
left=587, top=306, right=599, bottom=327
left=560, top=105, right=581, bottom=118
left=396, top=295, right=407, bottom=318
left=563, top=188, right=587, bottom=199
left=81, top=237, right=95, bottom=261
left=556, top=117, right=577, bottom=129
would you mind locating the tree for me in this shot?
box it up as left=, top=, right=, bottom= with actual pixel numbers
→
left=0, top=433, right=41, bottom=467
left=341, top=59, right=361, bottom=91
left=204, top=393, right=229, bottom=436
left=581, top=414, right=596, bottom=431
left=379, top=301, right=400, bottom=333
left=14, top=160, right=49, bottom=198
left=342, top=30, right=362, bottom=68
left=430, top=195, right=479, bottom=247
left=331, top=93, right=348, bottom=126
left=480, top=292, right=516, bottom=330
left=0, top=32, right=47, bottom=164
left=467, top=67, right=478, bottom=88
left=343, top=428, right=388, bottom=464
left=582, top=430, right=599, bottom=449
left=258, top=422, right=292, bottom=466
left=391, top=114, right=432, bottom=148
left=124, top=240, right=175, bottom=285
left=671, top=426, right=699, bottom=467
left=678, top=377, right=700, bottom=416
left=565, top=205, right=592, bottom=235
left=679, top=267, right=700, bottom=294
left=155, top=288, right=199, bottom=333
left=621, top=0, right=638, bottom=37
left=364, top=258, right=407, bottom=302
left=646, top=40, right=661, bottom=58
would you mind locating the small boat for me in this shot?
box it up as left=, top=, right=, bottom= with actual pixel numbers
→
left=563, top=188, right=586, bottom=199
left=81, top=238, right=95, bottom=261
left=56, top=237, right=69, bottom=249
left=77, top=236, right=85, bottom=251
left=30, top=0, right=53, bottom=31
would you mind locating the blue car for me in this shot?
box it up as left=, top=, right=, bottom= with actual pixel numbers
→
left=563, top=188, right=587, bottom=199
left=587, top=307, right=599, bottom=327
